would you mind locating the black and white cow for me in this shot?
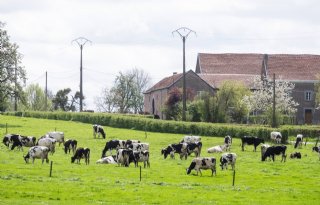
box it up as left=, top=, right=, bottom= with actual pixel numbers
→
left=93, top=124, right=106, bottom=139
left=294, top=134, right=303, bottom=149
left=3, top=134, right=23, bottom=150
left=63, top=139, right=78, bottom=154
left=312, top=146, right=320, bottom=160
left=262, top=145, right=287, bottom=162
left=96, top=155, right=117, bottom=164
left=37, top=137, right=56, bottom=154
left=186, top=141, right=202, bottom=157
left=241, top=136, right=265, bottom=152
left=133, top=150, right=150, bottom=168
left=45, top=131, right=65, bottom=146
left=290, top=152, right=302, bottom=159
left=181, top=135, right=201, bottom=144
left=161, top=143, right=188, bottom=160
left=127, top=143, right=149, bottom=152
left=3, top=134, right=12, bottom=148
left=71, top=147, right=90, bottom=165
left=220, top=153, right=237, bottom=170
left=261, top=144, right=271, bottom=161
left=270, top=131, right=282, bottom=144
left=101, top=140, right=126, bottom=157
left=125, top=140, right=141, bottom=148
left=186, top=157, right=216, bottom=176
left=20, top=136, right=37, bottom=147
left=224, top=135, right=232, bottom=151
left=24, top=146, right=50, bottom=164
left=116, top=148, right=135, bottom=167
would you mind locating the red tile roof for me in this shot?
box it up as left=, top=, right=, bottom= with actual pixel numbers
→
left=199, top=74, right=258, bottom=88
left=144, top=73, right=183, bottom=93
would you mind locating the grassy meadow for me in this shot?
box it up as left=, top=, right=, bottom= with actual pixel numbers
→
left=0, top=115, right=319, bottom=205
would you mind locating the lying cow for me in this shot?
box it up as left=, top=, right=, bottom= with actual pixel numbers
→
left=181, top=135, right=201, bottom=144
left=270, top=131, right=282, bottom=144
left=101, top=140, right=126, bottom=157
left=64, top=139, right=78, bottom=154
left=220, top=153, right=237, bottom=170
left=37, top=137, right=56, bottom=154
left=133, top=150, right=150, bottom=168
left=186, top=157, right=216, bottom=176
left=207, top=144, right=228, bottom=153
left=262, top=145, right=287, bottom=162
left=290, top=152, right=301, bottom=159
left=161, top=143, right=188, bottom=160
left=71, top=147, right=90, bottom=165
left=93, top=124, right=106, bottom=139
left=241, top=136, right=264, bottom=152
left=224, top=135, right=232, bottom=151
left=294, top=134, right=303, bottom=149
left=96, top=155, right=117, bottom=164
left=24, top=146, right=50, bottom=164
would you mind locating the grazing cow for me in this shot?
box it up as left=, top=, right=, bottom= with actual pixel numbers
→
left=96, top=155, right=117, bottom=164
left=312, top=146, right=320, bottom=160
left=133, top=150, right=150, bottom=168
left=46, top=131, right=65, bottom=146
left=71, top=147, right=90, bottom=165
left=224, top=135, right=232, bottom=151
left=186, top=157, right=216, bottom=176
left=24, top=146, right=50, bottom=164
left=9, top=134, right=23, bottom=151
left=125, top=140, right=141, bottom=148
left=127, top=143, right=149, bottom=152
left=187, top=141, right=202, bottom=157
left=116, top=149, right=135, bottom=167
left=63, top=139, right=78, bottom=154
left=220, top=153, right=237, bottom=170
left=161, top=143, right=188, bottom=160
left=93, top=124, right=106, bottom=139
left=294, top=134, right=303, bottom=149
left=261, top=144, right=271, bottom=161
left=207, top=144, right=227, bottom=153
left=181, top=135, right=201, bottom=144
left=270, top=131, right=282, bottom=144
left=290, top=152, right=302, bottom=159
left=3, top=134, right=12, bottom=148
left=241, top=136, right=265, bottom=152
left=37, top=137, right=56, bottom=154
left=101, top=140, right=126, bottom=157
left=20, top=136, right=36, bottom=147
left=262, top=145, right=287, bottom=162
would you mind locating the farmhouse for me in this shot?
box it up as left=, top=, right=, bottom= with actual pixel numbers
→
left=144, top=53, right=320, bottom=124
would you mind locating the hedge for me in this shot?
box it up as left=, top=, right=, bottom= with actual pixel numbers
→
left=2, top=111, right=320, bottom=142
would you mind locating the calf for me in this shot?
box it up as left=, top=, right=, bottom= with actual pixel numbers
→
left=128, top=143, right=149, bottom=152
left=161, top=143, right=188, bottom=160
left=220, top=153, right=237, bottom=170
left=207, top=144, right=227, bottom=153
left=262, top=145, right=287, bottom=162
left=290, top=152, right=302, bottom=159
left=101, top=140, right=126, bottom=157
left=46, top=131, right=65, bottom=146
left=241, top=136, right=264, bottom=152
left=181, top=135, right=201, bottom=144
left=294, top=134, right=303, bottom=149
left=24, top=146, right=50, bottom=164
left=93, top=124, right=106, bottom=139
left=186, top=157, right=216, bottom=176
left=187, top=141, right=202, bottom=157
left=37, top=137, right=56, bottom=154
left=63, top=139, right=78, bottom=154
left=261, top=144, right=271, bottom=161
left=133, top=150, right=150, bottom=168
left=224, top=135, right=232, bottom=151
left=71, top=147, right=90, bottom=165
left=270, top=131, right=282, bottom=144
left=96, top=155, right=117, bottom=164
left=116, top=148, right=135, bottom=167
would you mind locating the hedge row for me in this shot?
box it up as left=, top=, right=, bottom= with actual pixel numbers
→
left=2, top=111, right=320, bottom=142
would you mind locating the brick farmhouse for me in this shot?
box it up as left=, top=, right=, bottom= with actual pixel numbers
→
left=144, top=53, right=320, bottom=124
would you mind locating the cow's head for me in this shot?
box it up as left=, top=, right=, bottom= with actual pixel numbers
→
left=71, top=156, right=76, bottom=163
left=23, top=154, right=30, bottom=163
left=3, top=137, right=9, bottom=147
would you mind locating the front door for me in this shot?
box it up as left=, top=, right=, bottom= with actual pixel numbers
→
left=305, top=109, right=312, bottom=124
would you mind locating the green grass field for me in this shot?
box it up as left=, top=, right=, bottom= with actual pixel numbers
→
left=0, top=115, right=319, bottom=205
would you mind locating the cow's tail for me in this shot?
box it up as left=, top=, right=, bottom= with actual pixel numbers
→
left=186, top=161, right=196, bottom=175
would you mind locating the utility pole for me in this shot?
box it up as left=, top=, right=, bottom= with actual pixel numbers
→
left=172, top=27, right=196, bottom=121
left=14, top=56, right=17, bottom=111
left=45, top=71, right=48, bottom=111
left=272, top=73, right=276, bottom=128
left=72, top=37, right=92, bottom=112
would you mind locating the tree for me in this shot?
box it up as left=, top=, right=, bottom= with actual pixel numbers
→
left=0, top=22, right=26, bottom=111
left=95, top=88, right=116, bottom=112
left=52, top=88, right=83, bottom=111
left=164, top=87, right=182, bottom=120
left=22, top=83, right=51, bottom=111
left=315, top=74, right=320, bottom=109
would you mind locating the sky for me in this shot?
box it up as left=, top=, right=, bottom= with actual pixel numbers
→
left=1, top=0, right=320, bottom=111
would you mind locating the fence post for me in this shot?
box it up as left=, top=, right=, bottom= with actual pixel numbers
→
left=49, top=161, right=53, bottom=177
left=6, top=123, right=8, bottom=134
left=232, top=170, right=236, bottom=186
left=140, top=166, right=142, bottom=181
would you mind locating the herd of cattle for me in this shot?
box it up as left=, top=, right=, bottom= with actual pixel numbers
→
left=2, top=125, right=320, bottom=176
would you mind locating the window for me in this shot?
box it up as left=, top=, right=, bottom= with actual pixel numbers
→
left=305, top=91, right=312, bottom=101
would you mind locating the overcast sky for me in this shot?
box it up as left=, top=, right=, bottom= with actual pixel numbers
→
left=1, top=0, right=320, bottom=111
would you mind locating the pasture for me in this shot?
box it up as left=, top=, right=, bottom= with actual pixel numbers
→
left=0, top=115, right=319, bottom=205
